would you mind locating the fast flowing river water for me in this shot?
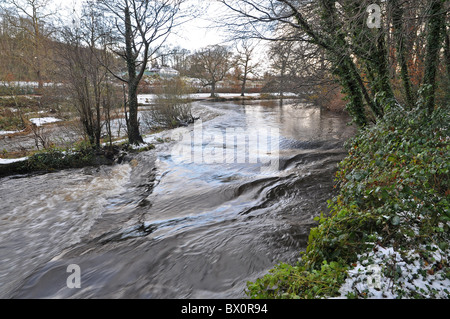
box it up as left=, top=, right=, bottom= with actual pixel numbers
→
left=0, top=99, right=355, bottom=298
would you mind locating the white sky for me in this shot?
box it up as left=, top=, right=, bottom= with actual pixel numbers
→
left=50, top=0, right=268, bottom=72
left=57, top=0, right=228, bottom=52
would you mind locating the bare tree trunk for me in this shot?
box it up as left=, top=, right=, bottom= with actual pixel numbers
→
left=36, top=65, right=43, bottom=92
left=123, top=84, right=129, bottom=130
left=241, top=77, right=246, bottom=97
left=124, top=4, right=143, bottom=145
left=127, top=84, right=143, bottom=144
left=210, top=81, right=216, bottom=98
left=241, top=64, right=247, bottom=97
left=241, top=59, right=248, bottom=96
left=391, top=0, right=416, bottom=109
left=422, top=0, right=445, bottom=114
left=279, top=67, right=285, bottom=99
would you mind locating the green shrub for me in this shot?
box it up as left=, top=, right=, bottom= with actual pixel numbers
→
left=246, top=104, right=449, bottom=299
left=25, top=141, right=96, bottom=171
left=246, top=260, right=348, bottom=299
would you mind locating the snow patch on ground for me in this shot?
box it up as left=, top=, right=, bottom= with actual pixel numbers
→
left=336, top=244, right=450, bottom=299
left=29, top=117, right=61, bottom=126
left=137, top=93, right=297, bottom=105
left=0, top=131, right=19, bottom=136
left=0, top=157, right=28, bottom=165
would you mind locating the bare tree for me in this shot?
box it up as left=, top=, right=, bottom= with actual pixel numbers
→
left=58, top=1, right=119, bottom=148
left=170, top=46, right=191, bottom=76
left=234, top=39, right=260, bottom=96
left=1, top=0, right=57, bottom=92
left=98, top=0, right=189, bottom=145
left=217, top=0, right=449, bottom=127
left=189, top=45, right=232, bottom=97
left=267, top=39, right=296, bottom=97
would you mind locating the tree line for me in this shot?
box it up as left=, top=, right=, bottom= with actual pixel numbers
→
left=0, top=0, right=280, bottom=147
left=2, top=0, right=447, bottom=148
left=1, top=0, right=186, bottom=146
left=148, top=41, right=262, bottom=98
left=219, top=0, right=449, bottom=126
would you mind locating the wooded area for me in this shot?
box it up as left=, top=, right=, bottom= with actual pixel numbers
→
left=0, top=0, right=448, bottom=144
left=220, top=0, right=449, bottom=126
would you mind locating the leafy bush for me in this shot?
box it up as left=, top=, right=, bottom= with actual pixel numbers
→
left=246, top=260, right=348, bottom=299
left=246, top=104, right=449, bottom=298
left=25, top=141, right=97, bottom=171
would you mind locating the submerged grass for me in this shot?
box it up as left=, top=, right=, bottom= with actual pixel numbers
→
left=246, top=104, right=449, bottom=299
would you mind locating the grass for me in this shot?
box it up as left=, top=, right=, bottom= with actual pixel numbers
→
left=0, top=96, right=49, bottom=131
left=246, top=103, right=449, bottom=299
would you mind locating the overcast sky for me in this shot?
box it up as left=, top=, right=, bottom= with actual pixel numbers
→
left=49, top=0, right=267, bottom=70
left=57, top=0, right=228, bottom=52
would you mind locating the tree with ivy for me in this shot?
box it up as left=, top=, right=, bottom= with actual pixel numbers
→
left=218, top=0, right=449, bottom=127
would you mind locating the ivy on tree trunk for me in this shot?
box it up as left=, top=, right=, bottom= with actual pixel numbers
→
left=422, top=0, right=445, bottom=115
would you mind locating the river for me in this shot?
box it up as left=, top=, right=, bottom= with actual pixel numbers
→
left=0, top=99, right=355, bottom=298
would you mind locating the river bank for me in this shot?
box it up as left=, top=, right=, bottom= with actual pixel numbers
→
left=0, top=93, right=309, bottom=177
left=0, top=93, right=304, bottom=155
left=246, top=105, right=450, bottom=299
left=0, top=96, right=229, bottom=177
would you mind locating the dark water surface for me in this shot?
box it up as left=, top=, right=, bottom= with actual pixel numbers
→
left=0, top=100, right=355, bottom=298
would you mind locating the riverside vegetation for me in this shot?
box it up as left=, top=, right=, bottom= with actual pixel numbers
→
left=222, top=0, right=450, bottom=300
left=0, top=141, right=153, bottom=177
left=246, top=102, right=449, bottom=299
